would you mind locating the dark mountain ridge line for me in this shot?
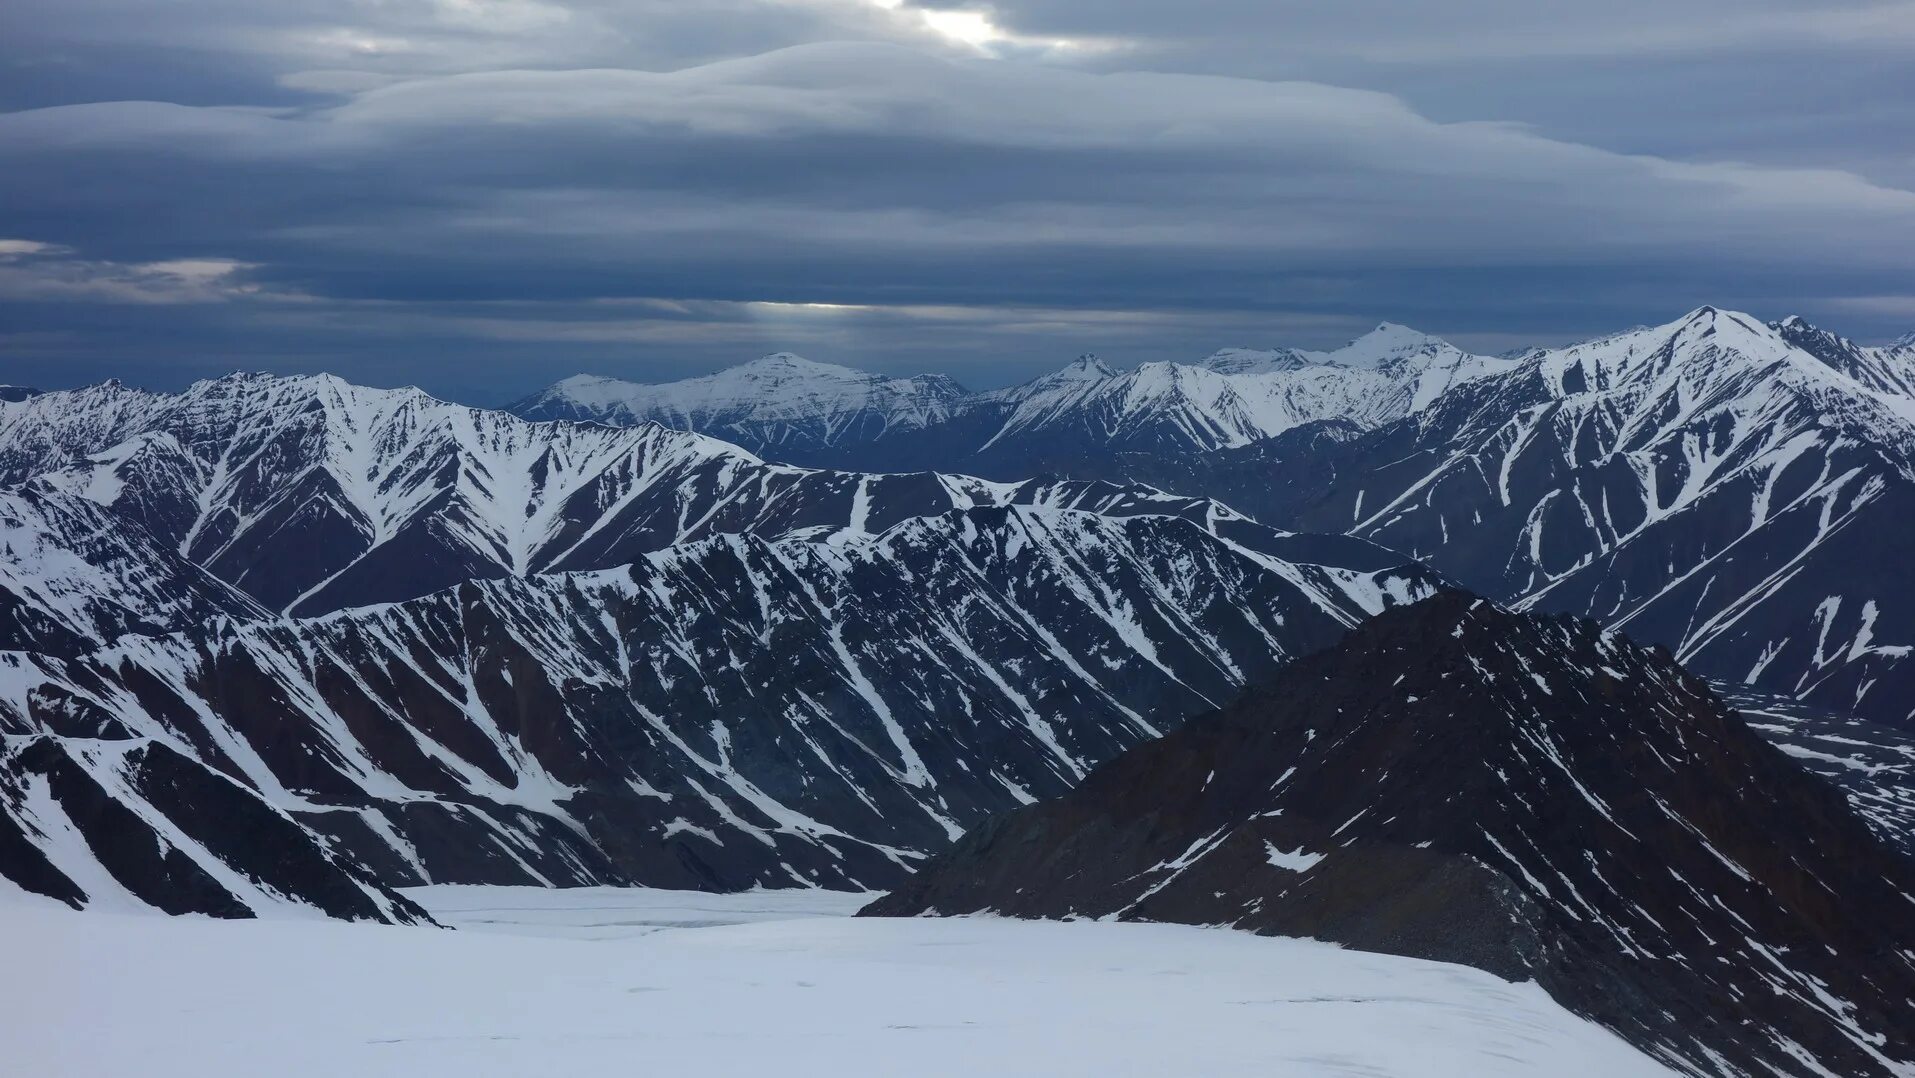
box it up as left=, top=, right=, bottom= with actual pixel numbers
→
left=867, top=592, right=1915, bottom=1078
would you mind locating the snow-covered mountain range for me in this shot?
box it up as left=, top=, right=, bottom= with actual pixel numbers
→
left=4, top=328, right=1914, bottom=1076
left=2, top=310, right=1912, bottom=937
left=1202, top=308, right=1915, bottom=727
left=514, top=309, right=1915, bottom=727
left=510, top=324, right=1518, bottom=465
left=0, top=372, right=1227, bottom=616
left=872, top=593, right=1915, bottom=1078
left=0, top=504, right=1433, bottom=914
left=512, top=353, right=969, bottom=454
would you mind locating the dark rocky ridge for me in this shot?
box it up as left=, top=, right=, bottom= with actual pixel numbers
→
left=0, top=734, right=429, bottom=923
left=868, top=594, right=1915, bottom=1078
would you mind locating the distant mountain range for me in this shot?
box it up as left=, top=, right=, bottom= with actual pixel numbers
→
left=513, top=310, right=1915, bottom=728
left=510, top=323, right=1520, bottom=464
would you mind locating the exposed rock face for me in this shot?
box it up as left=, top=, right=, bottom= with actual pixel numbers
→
left=0, top=505, right=1433, bottom=907
left=0, top=734, right=429, bottom=923
left=1723, top=687, right=1915, bottom=857
left=868, top=594, right=1915, bottom=1078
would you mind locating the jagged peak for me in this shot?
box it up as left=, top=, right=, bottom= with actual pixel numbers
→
left=1060, top=352, right=1115, bottom=378
left=1529, top=307, right=1915, bottom=429
left=1771, top=314, right=1850, bottom=343
left=1312, top=321, right=1459, bottom=368
left=1669, top=304, right=1770, bottom=337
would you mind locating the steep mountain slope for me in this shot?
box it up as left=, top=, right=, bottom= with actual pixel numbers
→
left=0, top=485, right=268, bottom=656
left=0, top=372, right=1218, bottom=616
left=508, top=327, right=1515, bottom=475
left=0, top=505, right=1434, bottom=912
left=0, top=734, right=430, bottom=923
left=870, top=594, right=1915, bottom=1078
left=967, top=326, right=1514, bottom=459
left=1724, top=687, right=1915, bottom=856
left=1777, top=317, right=1915, bottom=401
left=509, top=353, right=970, bottom=455
left=1191, top=308, right=1915, bottom=727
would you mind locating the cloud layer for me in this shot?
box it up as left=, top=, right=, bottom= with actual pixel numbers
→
left=2, top=1, right=1911, bottom=397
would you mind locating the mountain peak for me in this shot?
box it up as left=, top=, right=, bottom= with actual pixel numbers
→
left=1360, top=321, right=1434, bottom=342
left=750, top=351, right=811, bottom=365
left=1057, top=353, right=1115, bottom=379
left=870, top=593, right=1915, bottom=1077
left=1315, top=322, right=1454, bottom=367
left=735, top=352, right=861, bottom=377
left=1892, top=330, right=1915, bottom=350
left=1670, top=305, right=1774, bottom=340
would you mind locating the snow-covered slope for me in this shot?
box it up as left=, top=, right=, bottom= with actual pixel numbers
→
left=1217, top=307, right=1915, bottom=727
left=0, top=734, right=429, bottom=923
left=0, top=903, right=1680, bottom=1078
left=0, top=486, right=267, bottom=656
left=873, top=594, right=1915, bottom=1078
left=0, top=372, right=1220, bottom=616
left=1774, top=315, right=1915, bottom=404
left=0, top=504, right=1434, bottom=912
left=510, top=353, right=970, bottom=455
left=508, top=328, right=1516, bottom=471
left=974, top=326, right=1517, bottom=457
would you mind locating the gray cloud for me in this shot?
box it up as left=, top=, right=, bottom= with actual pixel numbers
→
left=1, top=2, right=1911, bottom=398
left=975, top=0, right=1915, bottom=179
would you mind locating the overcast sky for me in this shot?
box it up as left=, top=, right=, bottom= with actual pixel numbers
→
left=3, top=0, right=1912, bottom=401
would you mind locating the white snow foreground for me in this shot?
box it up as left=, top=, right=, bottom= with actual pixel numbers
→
left=1, top=886, right=1677, bottom=1078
